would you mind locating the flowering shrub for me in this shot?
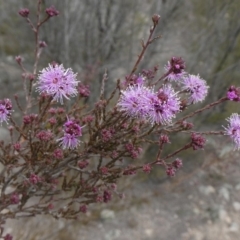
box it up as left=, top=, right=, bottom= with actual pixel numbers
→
left=0, top=1, right=239, bottom=239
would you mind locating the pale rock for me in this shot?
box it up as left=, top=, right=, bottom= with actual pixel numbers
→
left=100, top=209, right=115, bottom=220
left=188, top=195, right=193, bottom=199
left=199, top=185, right=216, bottom=196
left=228, top=222, right=239, bottom=232
left=193, top=207, right=200, bottom=215
left=219, top=187, right=230, bottom=201
left=105, top=229, right=121, bottom=240
left=233, top=202, right=240, bottom=211
left=219, top=209, right=231, bottom=223
left=144, top=228, right=153, bottom=237
left=235, top=183, right=240, bottom=190
left=155, top=209, right=160, bottom=214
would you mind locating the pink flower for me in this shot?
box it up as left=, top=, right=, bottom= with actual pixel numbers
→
left=10, top=193, right=20, bottom=204
left=36, top=130, right=53, bottom=141
left=227, top=86, right=240, bottom=102
left=182, top=74, right=209, bottom=103
left=148, top=85, right=180, bottom=125
left=159, top=134, right=170, bottom=144
left=143, top=164, right=151, bottom=173
left=79, top=205, right=87, bottom=213
left=57, top=120, right=82, bottom=149
left=4, top=234, right=13, bottom=240
left=0, top=99, right=12, bottom=125
left=117, top=84, right=155, bottom=120
left=37, top=64, right=79, bottom=104
left=53, top=148, right=63, bottom=159
left=224, top=113, right=240, bottom=149
left=191, top=133, right=206, bottom=150
left=103, top=190, right=112, bottom=203
left=101, top=128, right=114, bottom=142
left=29, top=174, right=41, bottom=184
left=166, top=166, right=176, bottom=177
left=78, top=160, right=89, bottom=169
left=172, top=158, right=183, bottom=169
left=164, top=57, right=186, bottom=81
left=78, top=84, right=90, bottom=97
left=100, top=167, right=109, bottom=175
left=58, top=134, right=80, bottom=149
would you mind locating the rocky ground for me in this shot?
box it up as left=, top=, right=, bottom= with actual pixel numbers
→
left=4, top=146, right=240, bottom=240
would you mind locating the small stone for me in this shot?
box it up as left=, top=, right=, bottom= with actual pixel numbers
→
left=1, top=209, right=10, bottom=214
left=193, top=208, right=200, bottom=215
left=235, top=183, right=240, bottom=190
left=219, top=187, right=230, bottom=201
left=105, top=229, right=121, bottom=240
left=219, top=209, right=231, bottom=223
left=233, top=202, right=240, bottom=211
left=188, top=195, right=193, bottom=199
left=144, top=228, right=153, bottom=237
left=228, top=222, right=239, bottom=232
left=100, top=209, right=115, bottom=220
left=199, top=185, right=216, bottom=196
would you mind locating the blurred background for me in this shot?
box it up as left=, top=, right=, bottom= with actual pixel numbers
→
left=0, top=0, right=240, bottom=239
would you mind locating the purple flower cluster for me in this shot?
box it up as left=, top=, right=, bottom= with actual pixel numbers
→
left=224, top=113, right=240, bottom=149
left=227, top=86, right=240, bottom=102
left=37, top=64, right=79, bottom=104
left=182, top=74, right=209, bottom=103
left=58, top=120, right=82, bottom=149
left=0, top=99, right=12, bottom=125
left=148, top=85, right=180, bottom=124
left=164, top=57, right=186, bottom=81
left=117, top=84, right=180, bottom=125
left=163, top=57, right=209, bottom=103
left=117, top=84, right=154, bottom=119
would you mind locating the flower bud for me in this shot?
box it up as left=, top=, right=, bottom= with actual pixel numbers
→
left=39, top=41, right=47, bottom=48
left=79, top=205, right=87, bottom=213
left=4, top=234, right=13, bottom=240
left=227, top=86, right=240, bottom=102
left=143, top=164, right=151, bottom=173
left=46, top=6, right=59, bottom=17
left=170, top=57, right=185, bottom=74
left=166, top=166, right=176, bottom=177
left=172, top=158, right=183, bottom=169
left=191, top=133, right=206, bottom=150
left=152, top=14, right=160, bottom=25
left=15, top=55, right=22, bottom=64
left=19, top=8, right=29, bottom=18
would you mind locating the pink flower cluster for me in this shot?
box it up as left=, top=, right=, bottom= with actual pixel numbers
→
left=117, top=84, right=180, bottom=125
left=164, top=56, right=186, bottom=81
left=37, top=64, right=79, bottom=104
left=224, top=113, right=240, bottom=149
left=182, top=74, right=209, bottom=103
left=0, top=99, right=12, bottom=125
left=58, top=119, right=82, bottom=149
left=118, top=58, right=209, bottom=125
